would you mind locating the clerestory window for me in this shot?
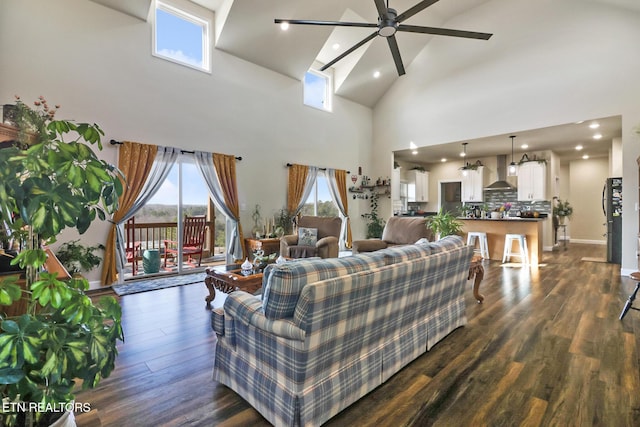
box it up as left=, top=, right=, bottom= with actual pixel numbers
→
left=153, top=0, right=212, bottom=73
left=304, top=69, right=332, bottom=112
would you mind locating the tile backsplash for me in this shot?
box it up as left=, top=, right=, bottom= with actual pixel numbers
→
left=466, top=189, right=551, bottom=215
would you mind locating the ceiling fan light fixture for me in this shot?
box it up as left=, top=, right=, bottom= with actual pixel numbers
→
left=378, top=23, right=397, bottom=37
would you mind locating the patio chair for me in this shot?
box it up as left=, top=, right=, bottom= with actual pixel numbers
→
left=163, top=215, right=207, bottom=268
left=125, top=217, right=141, bottom=275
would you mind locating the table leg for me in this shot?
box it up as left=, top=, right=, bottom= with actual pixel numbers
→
left=204, top=276, right=216, bottom=305
left=468, top=261, right=485, bottom=304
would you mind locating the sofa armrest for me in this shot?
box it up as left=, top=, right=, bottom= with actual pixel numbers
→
left=225, top=292, right=306, bottom=341
left=316, top=236, right=338, bottom=258
left=351, top=239, right=388, bottom=254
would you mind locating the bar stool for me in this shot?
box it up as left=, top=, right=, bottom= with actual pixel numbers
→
left=466, top=231, right=489, bottom=259
left=619, top=272, right=640, bottom=320
left=502, top=234, right=529, bottom=265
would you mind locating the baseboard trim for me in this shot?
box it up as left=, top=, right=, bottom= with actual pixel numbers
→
left=569, top=239, right=606, bottom=245
left=621, top=268, right=637, bottom=277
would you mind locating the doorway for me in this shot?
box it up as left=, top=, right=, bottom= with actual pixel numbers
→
left=440, top=181, right=462, bottom=215
left=127, top=154, right=226, bottom=279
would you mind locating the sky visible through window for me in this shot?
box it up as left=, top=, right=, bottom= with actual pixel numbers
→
left=304, top=71, right=328, bottom=110
left=149, top=162, right=207, bottom=205
left=156, top=6, right=204, bottom=69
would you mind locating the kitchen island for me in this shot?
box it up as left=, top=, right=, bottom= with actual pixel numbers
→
left=460, top=217, right=547, bottom=267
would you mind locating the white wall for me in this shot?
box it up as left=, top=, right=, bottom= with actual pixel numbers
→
left=373, top=0, right=640, bottom=273
left=0, top=0, right=373, bottom=283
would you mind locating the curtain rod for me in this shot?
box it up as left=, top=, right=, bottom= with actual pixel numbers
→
left=109, top=140, right=241, bottom=160
left=286, top=163, right=350, bottom=174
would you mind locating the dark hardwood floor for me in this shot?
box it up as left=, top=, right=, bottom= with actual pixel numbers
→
left=76, top=243, right=640, bottom=426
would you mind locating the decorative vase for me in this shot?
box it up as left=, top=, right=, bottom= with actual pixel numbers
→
left=142, top=249, right=161, bottom=274
left=558, top=216, right=567, bottom=225
left=241, top=258, right=253, bottom=271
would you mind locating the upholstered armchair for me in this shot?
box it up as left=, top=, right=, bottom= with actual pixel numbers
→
left=352, top=216, right=434, bottom=254
left=280, top=216, right=342, bottom=259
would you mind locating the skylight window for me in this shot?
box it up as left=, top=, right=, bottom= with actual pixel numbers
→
left=304, top=69, right=332, bottom=112
left=153, top=0, right=211, bottom=73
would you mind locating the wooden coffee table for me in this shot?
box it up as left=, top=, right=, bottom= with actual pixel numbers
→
left=204, top=264, right=263, bottom=305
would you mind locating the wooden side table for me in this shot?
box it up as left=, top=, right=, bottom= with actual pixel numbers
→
left=245, top=238, right=281, bottom=261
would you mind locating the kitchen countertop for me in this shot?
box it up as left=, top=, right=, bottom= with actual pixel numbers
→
left=459, top=217, right=547, bottom=222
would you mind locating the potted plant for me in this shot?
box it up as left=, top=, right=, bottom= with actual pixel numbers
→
left=427, top=208, right=463, bottom=239
left=0, top=96, right=124, bottom=427
left=274, top=208, right=295, bottom=237
left=553, top=199, right=573, bottom=224
left=361, top=192, right=385, bottom=239
left=54, top=240, right=105, bottom=277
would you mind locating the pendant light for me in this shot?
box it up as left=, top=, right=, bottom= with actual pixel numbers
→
left=508, top=135, right=518, bottom=176
left=460, top=142, right=469, bottom=177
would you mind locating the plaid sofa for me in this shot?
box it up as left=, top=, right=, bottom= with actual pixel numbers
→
left=211, top=235, right=473, bottom=426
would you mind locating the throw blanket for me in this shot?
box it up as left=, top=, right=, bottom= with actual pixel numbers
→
left=289, top=245, right=317, bottom=258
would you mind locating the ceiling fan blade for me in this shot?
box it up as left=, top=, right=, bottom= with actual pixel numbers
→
left=398, top=24, right=493, bottom=40
left=387, top=35, right=406, bottom=76
left=275, top=19, right=377, bottom=29
left=395, top=0, right=440, bottom=23
left=320, top=31, right=378, bottom=72
left=373, top=0, right=390, bottom=19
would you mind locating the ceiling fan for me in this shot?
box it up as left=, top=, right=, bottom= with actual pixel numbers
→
left=275, top=0, right=493, bottom=76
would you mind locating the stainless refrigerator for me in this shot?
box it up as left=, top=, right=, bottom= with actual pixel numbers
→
left=602, top=177, right=622, bottom=264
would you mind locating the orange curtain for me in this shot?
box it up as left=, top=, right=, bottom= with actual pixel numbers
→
left=213, top=153, right=244, bottom=260
left=101, top=142, right=158, bottom=285
left=287, top=164, right=309, bottom=215
left=333, top=169, right=353, bottom=248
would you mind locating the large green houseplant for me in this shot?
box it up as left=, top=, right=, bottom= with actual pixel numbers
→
left=0, top=97, right=124, bottom=427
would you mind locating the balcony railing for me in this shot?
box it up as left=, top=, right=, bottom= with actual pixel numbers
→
left=125, top=219, right=223, bottom=261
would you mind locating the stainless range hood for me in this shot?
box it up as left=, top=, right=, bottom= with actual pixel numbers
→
left=485, top=155, right=516, bottom=191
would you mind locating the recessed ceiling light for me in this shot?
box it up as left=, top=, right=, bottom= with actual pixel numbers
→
left=582, top=154, right=589, bottom=159
left=409, top=141, right=417, bottom=149
left=521, top=144, right=528, bottom=149
left=589, top=122, right=600, bottom=129
left=412, top=150, right=418, bottom=155
left=280, top=22, right=290, bottom=30
left=575, top=145, right=583, bottom=151
left=575, top=120, right=585, bottom=124
left=593, top=133, right=602, bottom=139
left=332, top=43, right=340, bottom=50
left=441, top=158, right=447, bottom=162
left=373, top=70, right=381, bottom=79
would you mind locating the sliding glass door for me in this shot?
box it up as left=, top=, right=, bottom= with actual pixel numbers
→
left=128, top=154, right=225, bottom=278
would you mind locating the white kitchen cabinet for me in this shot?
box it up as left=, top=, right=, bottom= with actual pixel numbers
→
left=407, top=170, right=429, bottom=202
left=517, top=162, right=547, bottom=201
left=461, top=166, right=485, bottom=202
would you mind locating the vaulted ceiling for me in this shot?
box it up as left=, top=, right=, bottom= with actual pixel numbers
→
left=90, top=0, right=640, bottom=109
left=91, top=0, right=498, bottom=107
left=89, top=0, right=635, bottom=162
